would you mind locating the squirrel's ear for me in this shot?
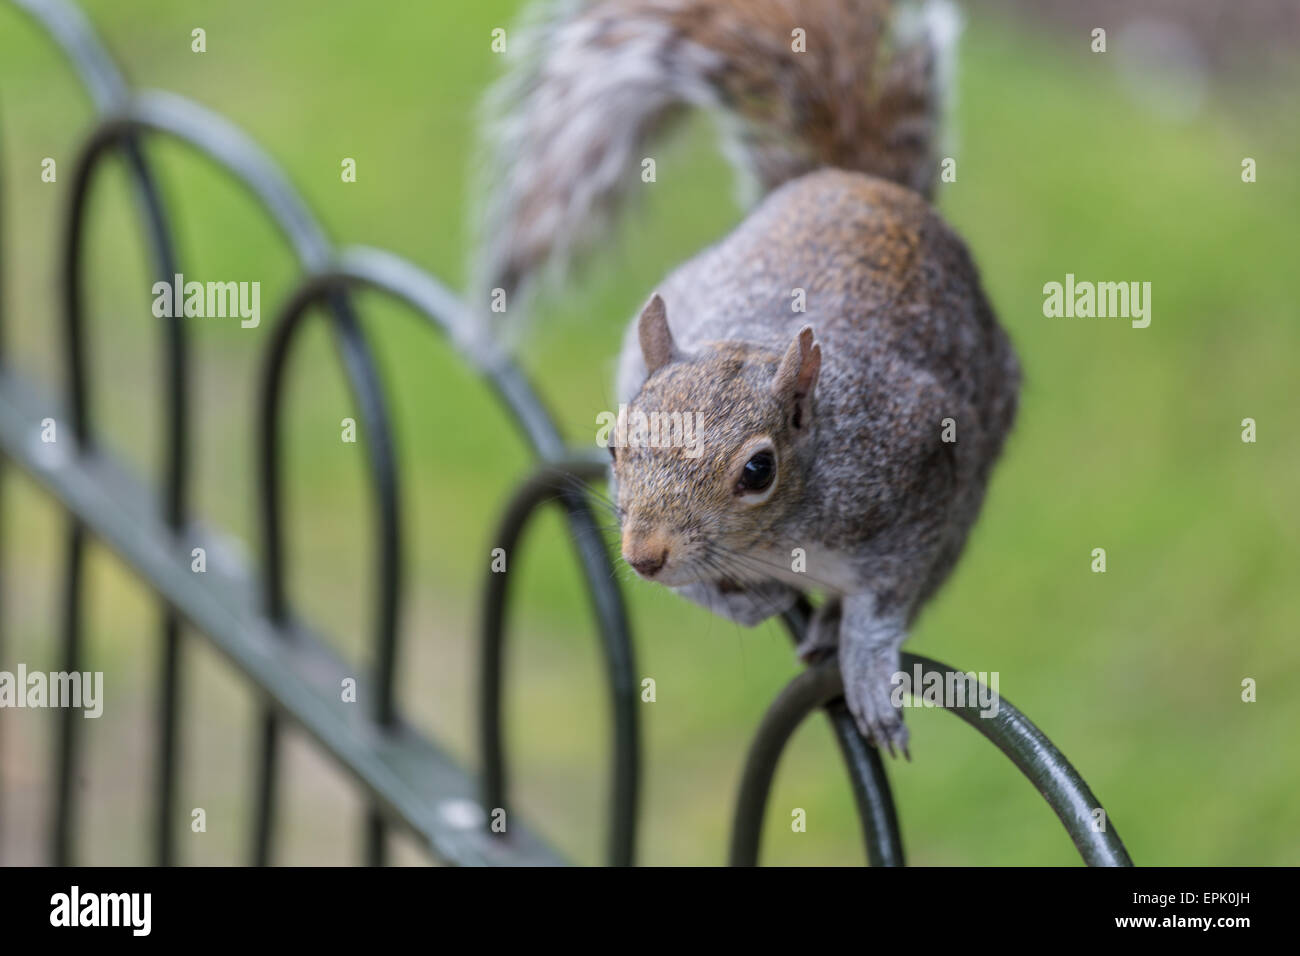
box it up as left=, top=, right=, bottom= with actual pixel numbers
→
left=771, top=326, right=821, bottom=429
left=638, top=293, right=678, bottom=375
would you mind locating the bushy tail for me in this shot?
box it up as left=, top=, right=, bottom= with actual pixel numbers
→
left=473, top=0, right=960, bottom=320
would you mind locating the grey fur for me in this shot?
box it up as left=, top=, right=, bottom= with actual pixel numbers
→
left=614, top=170, right=1019, bottom=752
left=478, top=0, right=1018, bottom=751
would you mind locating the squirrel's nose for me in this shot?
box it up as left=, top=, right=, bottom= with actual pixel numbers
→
left=628, top=549, right=668, bottom=578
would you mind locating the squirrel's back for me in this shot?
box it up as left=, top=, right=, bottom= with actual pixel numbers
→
left=475, top=0, right=961, bottom=322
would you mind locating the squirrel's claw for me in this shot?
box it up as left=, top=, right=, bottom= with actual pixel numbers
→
left=857, top=710, right=910, bottom=759
left=841, top=655, right=910, bottom=758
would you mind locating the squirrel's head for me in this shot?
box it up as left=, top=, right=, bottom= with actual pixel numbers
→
left=612, top=294, right=821, bottom=588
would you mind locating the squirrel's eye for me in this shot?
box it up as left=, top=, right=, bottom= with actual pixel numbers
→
left=737, top=450, right=775, bottom=494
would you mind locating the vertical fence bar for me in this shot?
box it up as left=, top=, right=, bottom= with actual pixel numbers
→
left=326, top=293, right=401, bottom=867
left=251, top=709, right=279, bottom=866
left=50, top=105, right=99, bottom=862
left=117, top=136, right=186, bottom=868
left=823, top=701, right=904, bottom=865
left=155, top=610, right=181, bottom=864
left=52, top=528, right=85, bottom=864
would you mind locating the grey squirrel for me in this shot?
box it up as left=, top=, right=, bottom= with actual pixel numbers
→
left=475, top=0, right=1020, bottom=754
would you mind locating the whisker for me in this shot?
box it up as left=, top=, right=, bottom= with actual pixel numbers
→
left=695, top=552, right=787, bottom=626
left=705, top=540, right=839, bottom=595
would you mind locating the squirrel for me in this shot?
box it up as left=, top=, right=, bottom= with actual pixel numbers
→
left=474, top=0, right=1020, bottom=755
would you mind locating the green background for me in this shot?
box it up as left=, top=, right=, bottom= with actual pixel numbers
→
left=0, top=0, right=1296, bottom=865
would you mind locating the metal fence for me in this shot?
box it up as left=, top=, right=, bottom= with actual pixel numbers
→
left=0, top=0, right=1132, bottom=867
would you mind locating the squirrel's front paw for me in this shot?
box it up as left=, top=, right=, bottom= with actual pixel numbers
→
left=839, top=642, right=909, bottom=759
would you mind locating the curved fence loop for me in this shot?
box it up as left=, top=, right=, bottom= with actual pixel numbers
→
left=729, top=660, right=879, bottom=866
left=255, top=263, right=637, bottom=862
left=56, top=80, right=414, bottom=868
left=17, top=0, right=192, bottom=866
left=758, top=600, right=906, bottom=866
left=53, top=88, right=190, bottom=866
left=36, top=69, right=400, bottom=865
left=480, top=458, right=639, bottom=866
left=731, top=652, right=1134, bottom=867
left=256, top=283, right=402, bottom=866
left=256, top=280, right=401, bottom=656
left=6, top=0, right=606, bottom=868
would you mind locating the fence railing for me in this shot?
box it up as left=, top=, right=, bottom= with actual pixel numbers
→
left=0, top=0, right=1132, bottom=867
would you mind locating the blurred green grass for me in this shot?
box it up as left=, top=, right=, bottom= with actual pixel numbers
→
left=1, top=0, right=1297, bottom=865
